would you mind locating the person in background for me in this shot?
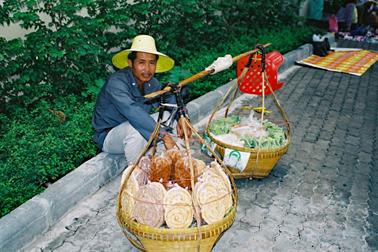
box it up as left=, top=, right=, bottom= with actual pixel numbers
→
left=360, top=0, right=378, bottom=31
left=337, top=0, right=359, bottom=31
left=308, top=0, right=325, bottom=21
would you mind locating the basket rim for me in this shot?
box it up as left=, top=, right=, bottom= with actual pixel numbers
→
left=206, top=128, right=291, bottom=154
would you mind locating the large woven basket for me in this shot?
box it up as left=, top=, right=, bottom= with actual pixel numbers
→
left=205, top=63, right=291, bottom=179
left=116, top=116, right=238, bottom=252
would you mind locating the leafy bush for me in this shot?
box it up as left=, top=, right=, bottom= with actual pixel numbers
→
left=128, top=0, right=302, bottom=62
left=0, top=1, right=133, bottom=115
left=0, top=0, right=318, bottom=217
left=0, top=96, right=97, bottom=216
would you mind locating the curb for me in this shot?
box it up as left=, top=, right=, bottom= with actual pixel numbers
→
left=0, top=43, right=313, bottom=251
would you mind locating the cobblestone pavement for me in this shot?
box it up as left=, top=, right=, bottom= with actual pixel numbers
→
left=27, top=40, right=378, bottom=252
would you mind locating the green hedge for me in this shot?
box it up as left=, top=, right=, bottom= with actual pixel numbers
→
left=0, top=0, right=319, bottom=217
left=0, top=96, right=97, bottom=216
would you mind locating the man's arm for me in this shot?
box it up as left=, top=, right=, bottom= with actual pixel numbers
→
left=108, top=84, right=158, bottom=141
left=108, top=81, right=177, bottom=148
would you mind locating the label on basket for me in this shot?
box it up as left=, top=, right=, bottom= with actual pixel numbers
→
left=223, top=148, right=250, bottom=172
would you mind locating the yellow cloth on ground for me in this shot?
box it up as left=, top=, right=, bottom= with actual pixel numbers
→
left=298, top=50, right=378, bottom=76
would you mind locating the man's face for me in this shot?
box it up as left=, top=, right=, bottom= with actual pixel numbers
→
left=128, top=52, right=157, bottom=86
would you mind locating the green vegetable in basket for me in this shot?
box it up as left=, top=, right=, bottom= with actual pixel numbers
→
left=241, top=121, right=286, bottom=149
left=209, top=116, right=240, bottom=135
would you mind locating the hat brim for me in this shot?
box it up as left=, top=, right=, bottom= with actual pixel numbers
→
left=112, top=49, right=175, bottom=73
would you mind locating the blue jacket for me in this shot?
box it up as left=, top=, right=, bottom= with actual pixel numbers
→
left=92, top=67, right=175, bottom=150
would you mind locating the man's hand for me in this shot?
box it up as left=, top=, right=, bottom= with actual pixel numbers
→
left=162, top=134, right=176, bottom=150
left=176, top=117, right=192, bottom=139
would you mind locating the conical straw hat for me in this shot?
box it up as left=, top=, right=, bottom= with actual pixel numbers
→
left=112, top=35, right=174, bottom=73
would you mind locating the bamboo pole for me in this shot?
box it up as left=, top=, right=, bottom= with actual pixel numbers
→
left=180, top=117, right=202, bottom=251
left=144, top=43, right=271, bottom=99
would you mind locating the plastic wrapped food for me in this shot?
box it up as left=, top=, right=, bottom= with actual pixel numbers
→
left=174, top=157, right=206, bottom=190
left=120, top=165, right=141, bottom=219
left=133, top=182, right=166, bottom=227
left=194, top=162, right=232, bottom=224
left=240, top=121, right=286, bottom=149
left=163, top=148, right=184, bottom=167
left=230, top=125, right=267, bottom=138
left=149, top=155, right=172, bottom=186
left=211, top=133, right=244, bottom=147
left=209, top=116, right=241, bottom=135
left=138, top=156, right=151, bottom=173
left=209, top=115, right=286, bottom=149
left=163, top=185, right=193, bottom=229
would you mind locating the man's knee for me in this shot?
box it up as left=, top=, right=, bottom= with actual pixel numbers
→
left=123, top=132, right=148, bottom=164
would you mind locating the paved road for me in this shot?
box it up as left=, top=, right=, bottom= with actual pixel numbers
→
left=27, top=40, right=378, bottom=252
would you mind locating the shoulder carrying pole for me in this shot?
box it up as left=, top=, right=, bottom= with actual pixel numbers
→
left=144, top=43, right=271, bottom=99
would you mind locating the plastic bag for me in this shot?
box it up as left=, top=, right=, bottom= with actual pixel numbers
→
left=212, top=133, right=244, bottom=147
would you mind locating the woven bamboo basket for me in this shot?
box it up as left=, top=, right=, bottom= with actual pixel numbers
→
left=207, top=130, right=290, bottom=179
left=205, top=48, right=291, bottom=179
left=116, top=113, right=238, bottom=252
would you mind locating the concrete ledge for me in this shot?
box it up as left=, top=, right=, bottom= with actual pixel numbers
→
left=0, top=198, right=49, bottom=251
left=0, top=43, right=314, bottom=251
left=279, top=43, right=313, bottom=73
